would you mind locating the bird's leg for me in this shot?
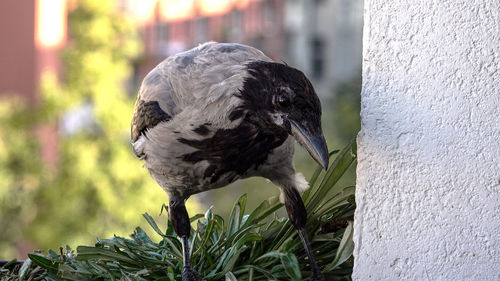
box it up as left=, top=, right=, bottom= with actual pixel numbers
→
left=283, top=188, right=325, bottom=281
left=169, top=199, right=201, bottom=281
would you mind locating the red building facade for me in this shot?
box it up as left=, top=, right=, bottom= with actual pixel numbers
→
left=0, top=0, right=67, bottom=104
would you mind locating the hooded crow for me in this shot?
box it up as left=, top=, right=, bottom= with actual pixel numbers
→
left=131, top=42, right=328, bottom=281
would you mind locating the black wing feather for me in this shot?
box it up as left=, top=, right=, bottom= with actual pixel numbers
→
left=131, top=99, right=172, bottom=142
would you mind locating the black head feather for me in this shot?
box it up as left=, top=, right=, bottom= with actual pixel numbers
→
left=238, top=61, right=323, bottom=134
left=238, top=61, right=328, bottom=170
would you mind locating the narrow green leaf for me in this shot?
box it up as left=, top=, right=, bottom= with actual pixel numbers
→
left=199, top=217, right=216, bottom=250
left=303, top=149, right=340, bottom=201
left=205, top=206, right=214, bottom=220
left=225, top=271, right=238, bottom=281
left=228, top=194, right=247, bottom=236
left=27, top=254, right=58, bottom=271
left=190, top=213, right=204, bottom=222
left=18, top=258, right=32, bottom=280
left=1, top=259, right=17, bottom=269
left=143, top=213, right=166, bottom=238
left=242, top=265, right=275, bottom=280
left=306, top=140, right=356, bottom=211
left=76, top=246, right=137, bottom=265
left=317, top=186, right=355, bottom=215
left=255, top=251, right=282, bottom=262
left=160, top=237, right=183, bottom=259
left=167, top=267, right=175, bottom=281
left=326, top=221, right=354, bottom=271
left=165, top=216, right=175, bottom=237
left=133, top=227, right=154, bottom=244
left=205, top=250, right=229, bottom=278
left=244, top=200, right=269, bottom=226
left=253, top=200, right=282, bottom=223
left=48, top=249, right=59, bottom=260
left=280, top=252, right=302, bottom=281
left=221, top=246, right=246, bottom=275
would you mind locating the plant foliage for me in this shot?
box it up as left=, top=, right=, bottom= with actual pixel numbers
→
left=2, top=141, right=356, bottom=280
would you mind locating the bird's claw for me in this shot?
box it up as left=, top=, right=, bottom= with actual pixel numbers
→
left=182, top=266, right=202, bottom=281
left=310, top=271, right=326, bottom=281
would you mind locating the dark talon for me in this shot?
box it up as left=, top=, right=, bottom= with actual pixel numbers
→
left=310, top=275, right=326, bottom=281
left=309, top=265, right=325, bottom=281
left=182, top=266, right=202, bottom=281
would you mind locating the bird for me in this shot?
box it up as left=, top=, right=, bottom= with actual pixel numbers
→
left=131, top=42, right=329, bottom=281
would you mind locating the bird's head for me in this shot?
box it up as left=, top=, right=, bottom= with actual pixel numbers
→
left=239, top=61, right=329, bottom=170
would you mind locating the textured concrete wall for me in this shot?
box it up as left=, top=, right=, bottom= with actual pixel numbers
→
left=353, top=0, right=499, bottom=280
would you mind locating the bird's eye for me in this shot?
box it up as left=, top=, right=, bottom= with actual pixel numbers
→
left=277, top=94, right=291, bottom=107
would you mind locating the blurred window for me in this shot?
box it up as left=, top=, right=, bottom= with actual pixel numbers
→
left=311, top=36, right=324, bottom=79
left=154, top=16, right=169, bottom=56
left=195, top=17, right=209, bottom=44
left=264, top=1, right=276, bottom=27
left=155, top=18, right=169, bottom=43
left=229, top=8, right=243, bottom=41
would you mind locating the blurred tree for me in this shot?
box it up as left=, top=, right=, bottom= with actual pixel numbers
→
left=0, top=0, right=199, bottom=258
left=320, top=75, right=362, bottom=189
left=328, top=76, right=362, bottom=144
left=0, top=99, right=43, bottom=258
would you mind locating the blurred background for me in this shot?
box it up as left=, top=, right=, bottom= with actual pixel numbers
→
left=0, top=0, right=362, bottom=259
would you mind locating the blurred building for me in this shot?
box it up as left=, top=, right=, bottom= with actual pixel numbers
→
left=122, top=0, right=362, bottom=98
left=121, top=0, right=287, bottom=85
left=285, top=0, right=363, bottom=97
left=0, top=0, right=67, bottom=166
left=0, top=0, right=67, bottom=104
left=0, top=0, right=362, bottom=102
left=0, top=0, right=361, bottom=163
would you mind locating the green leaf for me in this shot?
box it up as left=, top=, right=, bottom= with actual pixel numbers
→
left=303, top=149, right=340, bottom=200
left=205, top=205, right=214, bottom=220
left=48, top=249, right=59, bottom=260
left=167, top=267, right=175, bottom=281
left=233, top=233, right=262, bottom=249
left=133, top=227, right=154, bottom=244
left=255, top=250, right=282, bottom=261
left=76, top=246, right=137, bottom=265
left=243, top=265, right=275, bottom=280
left=244, top=199, right=269, bottom=226
left=225, top=271, right=238, bottom=281
left=143, top=213, right=167, bottom=238
left=28, top=254, right=58, bottom=272
left=317, top=186, right=355, bottom=214
left=190, top=213, right=205, bottom=222
left=306, top=139, right=356, bottom=211
left=221, top=246, right=247, bottom=275
left=228, top=194, right=247, bottom=236
left=18, top=258, right=32, bottom=280
left=326, top=221, right=354, bottom=271
left=280, top=252, right=302, bottom=281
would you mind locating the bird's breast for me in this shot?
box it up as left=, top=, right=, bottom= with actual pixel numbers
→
left=177, top=120, right=288, bottom=184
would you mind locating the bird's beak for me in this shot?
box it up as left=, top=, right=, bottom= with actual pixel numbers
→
left=289, top=119, right=329, bottom=170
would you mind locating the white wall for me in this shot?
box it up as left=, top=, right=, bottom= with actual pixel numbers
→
left=354, top=0, right=500, bottom=280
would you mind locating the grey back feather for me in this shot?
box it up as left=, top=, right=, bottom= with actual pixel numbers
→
left=131, top=42, right=301, bottom=196
left=135, top=42, right=272, bottom=125
left=131, top=42, right=273, bottom=167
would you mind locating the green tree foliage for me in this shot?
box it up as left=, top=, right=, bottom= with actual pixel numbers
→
left=328, top=77, right=361, bottom=144
left=0, top=0, right=199, bottom=258
left=0, top=99, right=44, bottom=258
